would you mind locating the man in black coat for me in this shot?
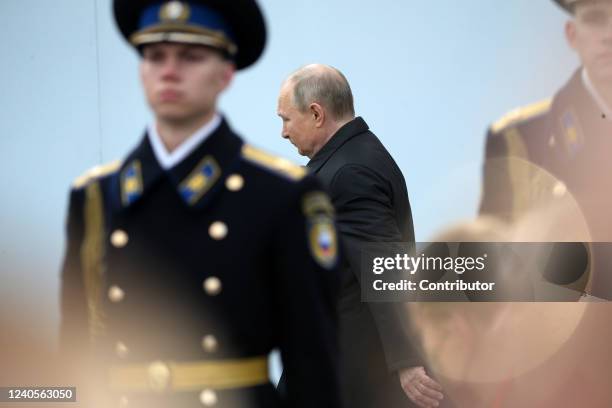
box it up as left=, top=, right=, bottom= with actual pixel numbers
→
left=59, top=2, right=341, bottom=407
left=277, top=64, right=444, bottom=408
left=480, top=0, right=612, bottom=300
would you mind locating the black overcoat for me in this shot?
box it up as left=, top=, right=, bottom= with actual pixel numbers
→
left=307, top=117, right=422, bottom=408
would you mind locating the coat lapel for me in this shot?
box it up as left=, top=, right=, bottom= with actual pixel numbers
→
left=118, top=134, right=164, bottom=209
left=167, top=118, right=243, bottom=210
left=119, top=118, right=243, bottom=211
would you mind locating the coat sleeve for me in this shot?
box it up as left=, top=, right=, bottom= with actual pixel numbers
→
left=479, top=127, right=515, bottom=219
left=273, top=175, right=341, bottom=408
left=330, top=164, right=424, bottom=371
left=58, top=188, right=91, bottom=366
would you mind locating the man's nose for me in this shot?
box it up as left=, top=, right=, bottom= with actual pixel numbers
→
left=603, top=31, right=612, bottom=46
left=161, top=57, right=180, bottom=80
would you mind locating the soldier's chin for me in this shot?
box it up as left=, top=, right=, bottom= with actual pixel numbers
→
left=154, top=108, right=193, bottom=123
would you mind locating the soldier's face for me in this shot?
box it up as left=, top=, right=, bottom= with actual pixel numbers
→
left=567, top=1, right=612, bottom=82
left=140, top=43, right=235, bottom=124
left=277, top=83, right=318, bottom=158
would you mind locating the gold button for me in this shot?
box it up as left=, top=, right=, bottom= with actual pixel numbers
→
left=111, top=229, right=129, bottom=248
left=553, top=181, right=567, bottom=198
left=225, top=174, right=244, bottom=192
left=203, top=277, right=222, bottom=296
left=201, top=335, right=218, bottom=353
left=208, top=222, right=228, bottom=240
left=108, top=285, right=125, bottom=303
left=147, top=361, right=171, bottom=392
left=119, top=396, right=129, bottom=407
left=115, top=341, right=129, bottom=358
left=199, top=389, right=218, bottom=406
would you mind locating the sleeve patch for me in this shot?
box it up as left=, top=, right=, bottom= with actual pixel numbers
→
left=303, top=192, right=338, bottom=269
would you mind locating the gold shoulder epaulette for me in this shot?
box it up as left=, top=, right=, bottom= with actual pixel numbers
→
left=72, top=160, right=122, bottom=189
left=241, top=144, right=306, bottom=181
left=491, top=98, right=552, bottom=134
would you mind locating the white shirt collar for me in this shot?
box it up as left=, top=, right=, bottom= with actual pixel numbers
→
left=147, top=113, right=222, bottom=170
left=581, top=68, right=612, bottom=121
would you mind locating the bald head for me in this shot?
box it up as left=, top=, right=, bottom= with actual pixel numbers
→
left=277, top=64, right=356, bottom=158
left=284, top=64, right=355, bottom=122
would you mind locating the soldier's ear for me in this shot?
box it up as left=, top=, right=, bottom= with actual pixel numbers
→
left=218, top=60, right=236, bottom=92
left=565, top=20, right=578, bottom=50
left=310, top=103, right=325, bottom=128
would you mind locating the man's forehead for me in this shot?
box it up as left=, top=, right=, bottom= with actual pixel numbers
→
left=575, top=0, right=612, bottom=11
left=555, top=0, right=612, bottom=14
left=278, top=84, right=294, bottom=102
left=280, top=80, right=295, bottom=93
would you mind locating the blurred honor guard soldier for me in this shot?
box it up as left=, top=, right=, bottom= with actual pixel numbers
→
left=278, top=65, right=444, bottom=408
left=479, top=0, right=612, bottom=299
left=59, top=2, right=341, bottom=407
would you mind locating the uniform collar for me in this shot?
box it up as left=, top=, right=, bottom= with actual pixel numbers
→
left=147, top=113, right=222, bottom=170
left=119, top=116, right=243, bottom=209
left=307, top=116, right=369, bottom=173
left=581, top=68, right=612, bottom=121
left=547, top=68, right=612, bottom=160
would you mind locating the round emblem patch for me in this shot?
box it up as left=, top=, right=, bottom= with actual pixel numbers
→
left=309, top=217, right=338, bottom=269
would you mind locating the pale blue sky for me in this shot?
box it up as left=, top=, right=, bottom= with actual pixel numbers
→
left=0, top=1, right=577, bottom=349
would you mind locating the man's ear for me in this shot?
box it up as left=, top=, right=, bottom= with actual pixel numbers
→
left=219, top=61, right=236, bottom=91
left=310, top=103, right=325, bottom=128
left=565, top=20, right=577, bottom=50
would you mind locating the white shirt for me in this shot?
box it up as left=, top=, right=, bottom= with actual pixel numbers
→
left=147, top=113, right=222, bottom=170
left=582, top=68, right=612, bottom=121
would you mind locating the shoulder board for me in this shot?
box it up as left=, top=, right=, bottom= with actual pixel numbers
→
left=72, top=160, right=122, bottom=189
left=241, top=144, right=306, bottom=181
left=491, top=98, right=552, bottom=134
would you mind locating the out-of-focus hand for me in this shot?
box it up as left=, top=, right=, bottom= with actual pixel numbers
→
left=398, top=366, right=444, bottom=408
